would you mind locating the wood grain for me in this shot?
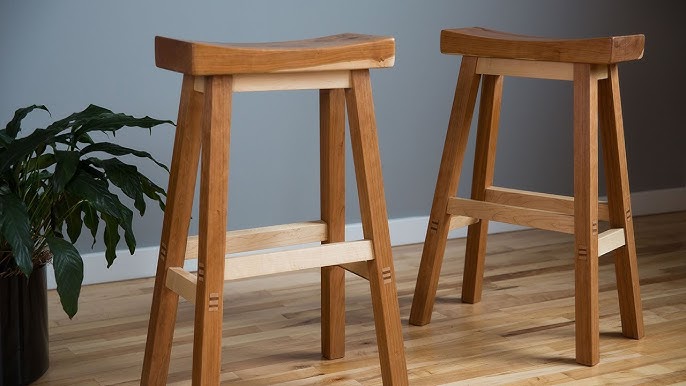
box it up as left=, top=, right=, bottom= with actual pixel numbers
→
left=232, top=71, right=351, bottom=92
left=193, top=71, right=352, bottom=93
left=167, top=242, right=374, bottom=304
left=339, top=261, right=370, bottom=280
left=477, top=57, right=573, bottom=80
left=141, top=74, right=203, bottom=386
left=320, top=88, right=347, bottom=360
left=224, top=241, right=374, bottom=281
left=150, top=37, right=406, bottom=383
left=573, top=63, right=600, bottom=366
left=417, top=29, right=646, bottom=368
left=165, top=267, right=197, bottom=304
left=441, top=27, right=645, bottom=64
left=462, top=74, right=503, bottom=304
left=192, top=75, right=232, bottom=386
left=599, top=64, right=645, bottom=340
left=409, top=56, right=481, bottom=326
left=36, top=211, right=686, bottom=385
left=184, top=221, right=328, bottom=259
left=155, top=34, right=395, bottom=75
left=598, top=228, right=626, bottom=257
left=476, top=57, right=609, bottom=81
left=447, top=197, right=576, bottom=234
left=448, top=215, right=479, bottom=230
left=346, top=69, right=409, bottom=385
left=485, top=186, right=611, bottom=221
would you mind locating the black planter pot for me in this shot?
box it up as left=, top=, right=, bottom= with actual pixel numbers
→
left=0, top=264, right=50, bottom=386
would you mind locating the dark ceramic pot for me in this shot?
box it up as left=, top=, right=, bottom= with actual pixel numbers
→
left=0, top=264, right=49, bottom=385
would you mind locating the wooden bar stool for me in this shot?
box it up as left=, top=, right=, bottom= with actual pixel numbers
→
left=141, top=34, right=408, bottom=385
left=410, top=27, right=645, bottom=366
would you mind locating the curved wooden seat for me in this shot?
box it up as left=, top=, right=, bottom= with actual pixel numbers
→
left=155, top=33, right=395, bottom=75
left=145, top=32, right=409, bottom=385
left=441, top=27, right=644, bottom=64
left=412, top=26, right=646, bottom=368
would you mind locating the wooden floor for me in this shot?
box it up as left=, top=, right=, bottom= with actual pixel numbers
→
left=36, top=211, right=686, bottom=385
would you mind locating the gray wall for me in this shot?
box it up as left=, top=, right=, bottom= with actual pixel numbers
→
left=1, top=1, right=684, bottom=254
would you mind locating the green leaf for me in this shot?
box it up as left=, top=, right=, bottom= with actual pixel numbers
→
left=24, top=153, right=56, bottom=173
left=48, top=197, right=68, bottom=239
left=34, top=142, right=47, bottom=156
left=0, top=192, right=33, bottom=276
left=140, top=174, right=167, bottom=212
left=0, top=127, right=60, bottom=174
left=101, top=213, right=120, bottom=267
left=73, top=108, right=173, bottom=138
left=23, top=170, right=52, bottom=192
left=76, top=132, right=95, bottom=146
left=64, top=171, right=135, bottom=254
left=123, top=222, right=135, bottom=256
left=53, top=150, right=81, bottom=193
left=53, top=131, right=94, bottom=148
left=70, top=104, right=111, bottom=119
left=65, top=171, right=131, bottom=222
left=80, top=142, right=169, bottom=172
left=1, top=104, right=171, bottom=319
left=46, top=104, right=110, bottom=132
left=81, top=162, right=106, bottom=180
left=5, top=105, right=49, bottom=139
left=82, top=204, right=99, bottom=248
left=64, top=198, right=83, bottom=243
left=46, top=236, right=83, bottom=318
left=91, top=158, right=146, bottom=215
left=0, top=130, right=12, bottom=147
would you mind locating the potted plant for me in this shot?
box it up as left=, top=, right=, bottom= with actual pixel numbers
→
left=0, top=104, right=171, bottom=385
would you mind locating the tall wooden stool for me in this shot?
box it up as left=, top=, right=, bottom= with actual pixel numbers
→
left=141, top=34, right=408, bottom=385
left=410, top=27, right=645, bottom=365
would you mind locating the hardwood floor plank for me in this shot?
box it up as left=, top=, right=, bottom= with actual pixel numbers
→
left=33, top=211, right=686, bottom=385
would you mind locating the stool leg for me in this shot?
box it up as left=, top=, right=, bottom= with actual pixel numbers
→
left=320, top=89, right=347, bottom=359
left=599, top=65, right=644, bottom=339
left=192, top=75, right=232, bottom=386
left=142, top=75, right=203, bottom=386
left=462, top=74, right=504, bottom=304
left=573, top=64, right=600, bottom=366
left=410, top=57, right=481, bottom=325
left=346, top=69, right=409, bottom=385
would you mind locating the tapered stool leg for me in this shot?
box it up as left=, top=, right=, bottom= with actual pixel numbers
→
left=320, top=89, right=347, bottom=359
left=407, top=27, right=645, bottom=367
left=142, top=75, right=203, bottom=386
left=573, top=64, right=600, bottom=366
left=192, top=76, right=232, bottom=386
left=410, top=57, right=481, bottom=325
left=346, top=70, right=408, bottom=385
left=462, top=74, right=504, bottom=304
left=599, top=65, right=644, bottom=340
left=147, top=33, right=405, bottom=384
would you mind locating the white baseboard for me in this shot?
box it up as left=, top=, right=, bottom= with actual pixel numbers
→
left=45, top=186, right=685, bottom=289
left=623, top=186, right=686, bottom=216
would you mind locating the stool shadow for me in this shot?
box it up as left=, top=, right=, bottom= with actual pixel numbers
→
left=529, top=356, right=578, bottom=366
left=600, top=331, right=626, bottom=339
left=434, top=296, right=462, bottom=305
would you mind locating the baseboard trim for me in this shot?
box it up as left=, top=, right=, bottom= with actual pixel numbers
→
left=46, top=187, right=685, bottom=289
left=623, top=187, right=686, bottom=216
